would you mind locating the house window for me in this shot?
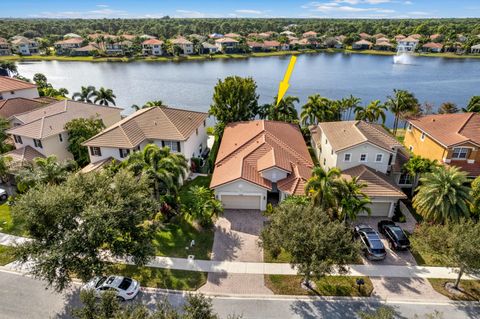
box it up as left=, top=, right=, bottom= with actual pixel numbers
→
left=203, top=120, right=206, bottom=127
left=90, top=147, right=102, bottom=156
left=10, top=91, right=14, bottom=95
left=135, top=145, right=141, bottom=151
left=407, top=123, right=412, bottom=132
left=399, top=173, right=412, bottom=185
left=33, top=139, right=43, bottom=148
left=420, top=132, right=426, bottom=141
left=162, top=140, right=180, bottom=152
left=325, top=139, right=328, bottom=145
left=344, top=153, right=351, bottom=162
left=360, top=154, right=367, bottom=162
left=452, top=147, right=469, bottom=159
left=119, top=148, right=130, bottom=158
left=323, top=158, right=326, bottom=166
left=58, top=133, right=63, bottom=142
left=196, top=128, right=199, bottom=135
left=409, top=145, right=413, bottom=151
left=0, top=94, right=3, bottom=100
left=13, top=135, right=22, bottom=144
left=375, top=154, right=383, bottom=162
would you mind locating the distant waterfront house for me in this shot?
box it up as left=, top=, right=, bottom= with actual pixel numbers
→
left=210, top=120, right=313, bottom=211
left=394, top=34, right=406, bottom=42
left=302, top=31, right=317, bottom=38
left=352, top=39, right=373, bottom=50
left=258, top=32, right=274, bottom=39
left=55, top=37, right=84, bottom=55
left=373, top=33, right=387, bottom=39
left=247, top=41, right=264, bottom=52
left=224, top=33, right=242, bottom=39
left=309, top=121, right=409, bottom=217
left=422, top=42, right=443, bottom=53
left=0, top=76, right=39, bottom=100
left=201, top=42, right=218, bottom=54
left=11, top=37, right=38, bottom=55
left=409, top=34, right=423, bottom=40
left=471, top=44, right=480, bottom=54
left=263, top=40, right=289, bottom=51
left=214, top=37, right=239, bottom=53
left=73, top=43, right=101, bottom=56
left=397, top=36, right=419, bottom=52
left=0, top=38, right=12, bottom=56
left=359, top=32, right=371, bottom=39
left=374, top=40, right=393, bottom=51
left=105, top=40, right=132, bottom=55
left=142, top=39, right=164, bottom=56
left=429, top=33, right=443, bottom=41
left=6, top=100, right=122, bottom=162
left=171, top=37, right=194, bottom=55
left=404, top=113, right=480, bottom=178
left=82, top=106, right=208, bottom=169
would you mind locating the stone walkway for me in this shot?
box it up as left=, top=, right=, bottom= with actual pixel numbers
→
left=199, top=210, right=273, bottom=295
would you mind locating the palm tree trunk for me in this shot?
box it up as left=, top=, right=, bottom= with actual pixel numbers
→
left=454, top=267, right=464, bottom=289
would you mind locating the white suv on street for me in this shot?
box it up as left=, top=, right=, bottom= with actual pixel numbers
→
left=82, top=275, right=140, bottom=301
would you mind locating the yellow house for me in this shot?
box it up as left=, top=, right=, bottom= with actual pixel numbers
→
left=404, top=113, right=480, bottom=177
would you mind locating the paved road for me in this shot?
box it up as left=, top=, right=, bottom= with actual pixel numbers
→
left=0, top=270, right=478, bottom=319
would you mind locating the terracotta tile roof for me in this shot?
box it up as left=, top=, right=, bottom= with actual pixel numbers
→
left=422, top=42, right=443, bottom=49
left=211, top=120, right=314, bottom=196
left=3, top=145, right=45, bottom=168
left=215, top=37, right=239, bottom=43
left=303, top=31, right=317, bottom=37
left=359, top=32, right=371, bottom=39
left=0, top=97, right=46, bottom=119
left=449, top=160, right=480, bottom=178
left=0, top=76, right=37, bottom=93
left=7, top=100, right=122, bottom=139
left=142, top=39, right=164, bottom=45
left=400, top=36, right=420, bottom=42
left=315, top=121, right=402, bottom=153
left=224, top=33, right=241, bottom=38
left=74, top=43, right=101, bottom=52
left=83, top=106, right=208, bottom=148
left=342, top=165, right=406, bottom=199
left=11, top=37, right=36, bottom=45
left=408, top=113, right=480, bottom=147
left=354, top=39, right=373, bottom=46
left=80, top=157, right=114, bottom=174
left=0, top=38, right=8, bottom=44
left=55, top=38, right=84, bottom=45
left=171, top=37, right=192, bottom=45
left=263, top=40, right=281, bottom=47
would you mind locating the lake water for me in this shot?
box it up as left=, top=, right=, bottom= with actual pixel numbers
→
left=16, top=53, right=480, bottom=127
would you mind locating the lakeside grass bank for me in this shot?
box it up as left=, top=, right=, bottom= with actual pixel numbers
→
left=2, top=49, right=480, bottom=64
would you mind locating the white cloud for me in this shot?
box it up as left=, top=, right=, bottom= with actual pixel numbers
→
left=311, top=3, right=395, bottom=13
left=404, top=1, right=413, bottom=4
left=174, top=10, right=212, bottom=18
left=235, top=9, right=263, bottom=15
left=96, top=4, right=109, bottom=8
left=408, top=11, right=430, bottom=15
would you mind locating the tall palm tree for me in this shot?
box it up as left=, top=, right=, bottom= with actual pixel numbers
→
left=123, top=144, right=187, bottom=199
left=463, top=96, right=480, bottom=113
left=0, top=61, right=17, bottom=76
left=92, top=87, right=116, bottom=106
left=144, top=100, right=165, bottom=107
left=438, top=102, right=459, bottom=114
left=336, top=177, right=371, bottom=223
left=413, top=165, right=471, bottom=223
left=385, top=89, right=419, bottom=135
left=300, top=94, right=334, bottom=125
left=355, top=100, right=387, bottom=124
left=72, top=86, right=96, bottom=103
left=305, top=166, right=342, bottom=210
left=340, top=95, right=361, bottom=120
left=403, top=155, right=438, bottom=196
left=268, top=95, right=299, bottom=123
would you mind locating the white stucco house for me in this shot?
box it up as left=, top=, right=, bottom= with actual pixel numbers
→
left=82, top=106, right=209, bottom=171
left=170, top=37, right=194, bottom=55
left=0, top=76, right=39, bottom=101
left=11, top=37, right=39, bottom=55
left=5, top=100, right=122, bottom=163
left=309, top=121, right=409, bottom=217
left=142, top=39, right=164, bottom=56
left=210, top=120, right=313, bottom=211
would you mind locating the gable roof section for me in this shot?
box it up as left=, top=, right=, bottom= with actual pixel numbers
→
left=211, top=120, right=313, bottom=196
left=7, top=100, right=122, bottom=139
left=3, top=145, right=45, bottom=168
left=83, top=106, right=208, bottom=148
left=0, top=97, right=46, bottom=118
left=0, top=76, right=37, bottom=93
left=342, top=165, right=406, bottom=199
left=408, top=113, right=480, bottom=147
left=317, top=121, right=402, bottom=153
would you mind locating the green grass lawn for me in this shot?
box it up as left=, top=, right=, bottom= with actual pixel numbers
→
left=0, top=203, right=25, bottom=236
left=0, top=245, right=17, bottom=266
left=108, top=264, right=207, bottom=290
left=265, top=275, right=373, bottom=296
left=264, top=248, right=292, bottom=263
left=428, top=279, right=480, bottom=301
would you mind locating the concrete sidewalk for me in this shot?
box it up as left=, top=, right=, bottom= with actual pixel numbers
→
left=3, top=231, right=479, bottom=280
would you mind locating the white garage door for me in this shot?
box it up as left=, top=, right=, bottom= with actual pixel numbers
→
left=368, top=202, right=392, bottom=217
left=221, top=195, right=261, bottom=210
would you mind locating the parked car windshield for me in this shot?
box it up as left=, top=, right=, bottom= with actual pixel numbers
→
left=95, top=276, right=107, bottom=288
left=118, top=278, right=133, bottom=290
left=390, top=227, right=407, bottom=240
left=369, top=239, right=384, bottom=250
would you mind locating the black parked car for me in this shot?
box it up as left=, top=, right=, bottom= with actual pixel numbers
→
left=377, top=220, right=410, bottom=250
left=354, top=224, right=387, bottom=261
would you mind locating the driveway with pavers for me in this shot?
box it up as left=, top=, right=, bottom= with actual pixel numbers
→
left=199, top=209, right=273, bottom=295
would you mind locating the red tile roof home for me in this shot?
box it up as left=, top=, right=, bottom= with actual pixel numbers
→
left=399, top=36, right=420, bottom=43
left=409, top=34, right=423, bottom=40
left=215, top=37, right=239, bottom=44
left=54, top=37, right=84, bottom=45
left=0, top=38, right=8, bottom=44
left=171, top=37, right=192, bottom=45
left=354, top=39, right=373, bottom=46
left=430, top=33, right=442, bottom=40
left=0, top=76, right=37, bottom=94
left=224, top=33, right=241, bottom=38
left=247, top=41, right=264, bottom=48
left=302, top=31, right=317, bottom=37
left=0, top=97, right=46, bottom=119
left=408, top=113, right=480, bottom=147
left=210, top=120, right=314, bottom=196
left=359, top=32, right=371, bottom=39
left=142, top=39, right=164, bottom=45
left=3, top=145, right=45, bottom=169
left=263, top=40, right=281, bottom=48
left=422, top=42, right=443, bottom=49
left=374, top=33, right=387, bottom=39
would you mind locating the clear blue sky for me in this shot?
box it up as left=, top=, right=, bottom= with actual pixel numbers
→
left=1, top=0, right=479, bottom=19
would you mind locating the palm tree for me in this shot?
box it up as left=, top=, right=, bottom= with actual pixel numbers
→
left=385, top=89, right=419, bottom=135
left=300, top=94, right=334, bottom=125
left=268, top=95, right=299, bottom=123
left=305, top=166, right=342, bottom=211
left=92, top=87, right=116, bottom=106
left=355, top=100, right=387, bottom=124
left=403, top=155, right=438, bottom=196
left=72, top=86, right=96, bottom=103
left=0, top=61, right=17, bottom=76
left=336, top=177, right=371, bottom=223
left=123, top=144, right=187, bottom=199
left=463, top=96, right=480, bottom=113
left=413, top=165, right=471, bottom=223
left=340, top=95, right=361, bottom=120
left=438, top=102, right=459, bottom=114
left=144, top=100, right=165, bottom=107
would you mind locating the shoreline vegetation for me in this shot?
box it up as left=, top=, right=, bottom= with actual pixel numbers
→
left=2, top=48, right=480, bottom=63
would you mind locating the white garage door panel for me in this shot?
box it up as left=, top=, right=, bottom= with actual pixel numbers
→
left=368, top=202, right=392, bottom=217
left=221, top=195, right=261, bottom=210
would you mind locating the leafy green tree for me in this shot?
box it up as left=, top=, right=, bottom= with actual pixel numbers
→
left=411, top=221, right=480, bottom=289
left=13, top=170, right=160, bottom=291
left=403, top=155, right=438, bottom=195
left=470, top=176, right=480, bottom=216
left=0, top=155, right=12, bottom=183
left=413, top=165, right=471, bottom=223
left=305, top=166, right=342, bottom=211
left=32, top=73, right=69, bottom=98
left=354, top=100, right=387, bottom=124
left=92, top=87, right=116, bottom=106
left=209, top=76, right=259, bottom=129
left=336, top=177, right=371, bottom=223
left=385, top=89, right=419, bottom=135
left=463, top=95, right=480, bottom=112
left=123, top=144, right=187, bottom=200
left=65, top=118, right=106, bottom=166
left=0, top=61, right=17, bottom=76
left=183, top=185, right=223, bottom=228
left=261, top=203, right=359, bottom=287
left=438, top=102, right=459, bottom=114
left=0, top=118, right=14, bottom=154
left=72, top=86, right=96, bottom=103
